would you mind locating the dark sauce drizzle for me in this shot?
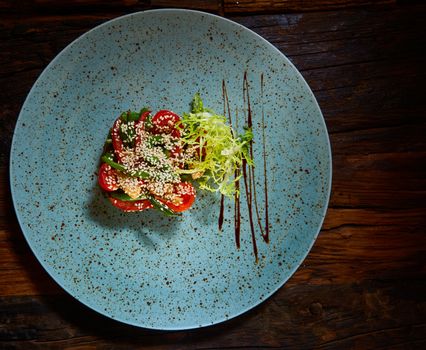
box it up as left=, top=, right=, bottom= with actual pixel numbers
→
left=242, top=72, right=259, bottom=263
left=261, top=73, right=270, bottom=243
left=221, top=80, right=241, bottom=247
left=244, top=73, right=269, bottom=241
left=220, top=72, right=270, bottom=262
left=234, top=168, right=241, bottom=248
left=218, top=194, right=225, bottom=231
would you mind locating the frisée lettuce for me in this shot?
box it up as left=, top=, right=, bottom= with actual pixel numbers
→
left=178, top=94, right=254, bottom=197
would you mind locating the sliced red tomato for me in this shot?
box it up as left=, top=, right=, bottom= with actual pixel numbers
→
left=170, top=127, right=181, bottom=139
left=108, top=196, right=153, bottom=212
left=170, top=144, right=182, bottom=158
left=111, top=117, right=124, bottom=162
left=152, top=110, right=180, bottom=134
left=134, top=110, right=151, bottom=147
left=98, top=163, right=119, bottom=191
left=159, top=182, right=196, bottom=212
left=139, top=110, right=151, bottom=123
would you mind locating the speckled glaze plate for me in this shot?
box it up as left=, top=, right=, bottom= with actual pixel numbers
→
left=10, top=9, right=331, bottom=330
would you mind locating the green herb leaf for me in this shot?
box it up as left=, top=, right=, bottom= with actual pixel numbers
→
left=191, top=92, right=204, bottom=113
left=101, top=153, right=126, bottom=172
left=144, top=114, right=153, bottom=130
left=120, top=111, right=128, bottom=122
left=127, top=111, right=140, bottom=122
left=148, top=196, right=180, bottom=216
left=140, top=107, right=150, bottom=115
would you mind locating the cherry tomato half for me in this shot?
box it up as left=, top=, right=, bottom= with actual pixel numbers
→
left=159, top=182, right=196, bottom=212
left=111, top=117, right=124, bottom=162
left=108, top=196, right=153, bottom=212
left=139, top=110, right=151, bottom=123
left=170, top=144, right=182, bottom=158
left=98, top=163, right=119, bottom=191
left=152, top=110, right=180, bottom=134
left=134, top=110, right=152, bottom=147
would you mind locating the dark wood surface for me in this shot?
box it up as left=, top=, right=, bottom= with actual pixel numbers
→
left=1, top=1, right=425, bottom=349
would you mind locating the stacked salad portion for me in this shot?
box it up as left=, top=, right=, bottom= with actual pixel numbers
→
left=98, top=94, right=253, bottom=215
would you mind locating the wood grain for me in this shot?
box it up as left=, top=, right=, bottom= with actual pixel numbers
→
left=0, top=1, right=425, bottom=349
left=151, top=0, right=221, bottom=12
left=1, top=280, right=425, bottom=349
left=0, top=0, right=400, bottom=14
left=0, top=0, right=150, bottom=13
left=224, top=0, right=395, bottom=13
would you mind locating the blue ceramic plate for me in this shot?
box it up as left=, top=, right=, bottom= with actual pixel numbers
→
left=10, top=9, right=331, bottom=330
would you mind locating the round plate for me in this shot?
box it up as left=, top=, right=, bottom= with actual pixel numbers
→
left=10, top=9, right=331, bottom=330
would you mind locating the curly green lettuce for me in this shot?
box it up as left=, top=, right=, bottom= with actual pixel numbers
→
left=178, top=93, right=254, bottom=197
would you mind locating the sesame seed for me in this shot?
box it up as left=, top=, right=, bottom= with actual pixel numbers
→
left=111, top=113, right=188, bottom=200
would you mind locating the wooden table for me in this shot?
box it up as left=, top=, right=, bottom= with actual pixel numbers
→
left=1, top=1, right=425, bottom=349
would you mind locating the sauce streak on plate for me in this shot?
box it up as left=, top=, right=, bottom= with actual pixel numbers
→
left=220, top=72, right=271, bottom=262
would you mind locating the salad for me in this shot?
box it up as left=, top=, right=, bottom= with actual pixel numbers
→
left=98, top=94, right=253, bottom=215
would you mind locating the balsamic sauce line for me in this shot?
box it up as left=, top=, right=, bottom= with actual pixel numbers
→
left=223, top=79, right=232, bottom=126
left=242, top=72, right=259, bottom=263
left=242, top=158, right=258, bottom=262
left=234, top=168, right=241, bottom=249
left=218, top=80, right=228, bottom=232
left=221, top=80, right=241, bottom=246
left=219, top=72, right=270, bottom=262
left=261, top=73, right=270, bottom=243
left=218, top=194, right=225, bottom=231
left=243, top=73, right=268, bottom=239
